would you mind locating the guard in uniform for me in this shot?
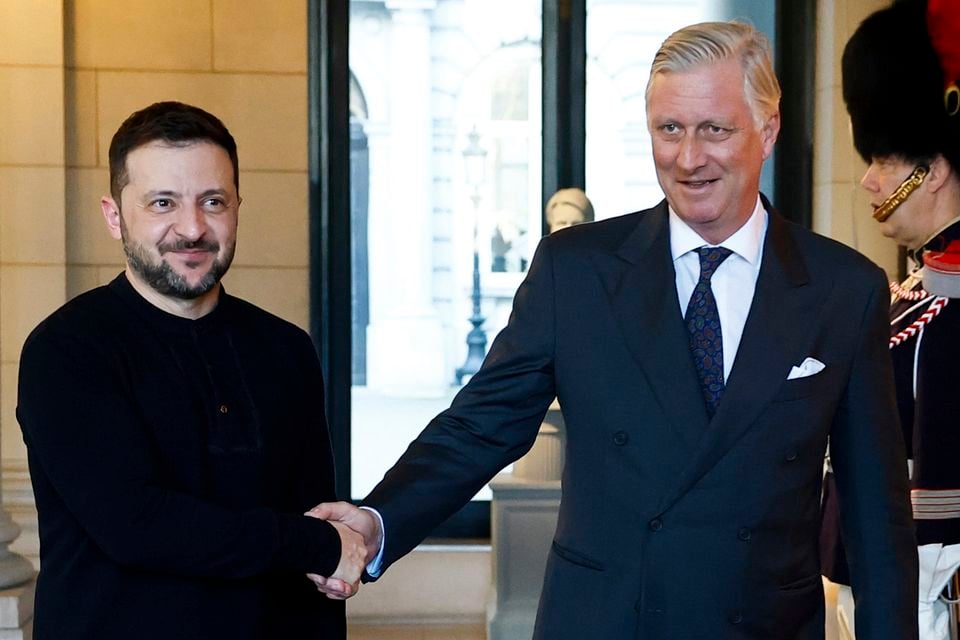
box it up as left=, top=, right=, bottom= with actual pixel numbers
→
left=819, top=0, right=960, bottom=638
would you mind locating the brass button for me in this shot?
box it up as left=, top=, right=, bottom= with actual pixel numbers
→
left=219, top=404, right=229, bottom=414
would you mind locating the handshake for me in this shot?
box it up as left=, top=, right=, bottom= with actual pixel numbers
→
left=304, top=502, right=383, bottom=600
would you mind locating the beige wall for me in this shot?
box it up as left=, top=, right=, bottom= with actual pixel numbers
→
left=0, top=0, right=310, bottom=566
left=63, top=0, right=310, bottom=321
left=813, top=0, right=898, bottom=275
left=1, top=2, right=69, bottom=510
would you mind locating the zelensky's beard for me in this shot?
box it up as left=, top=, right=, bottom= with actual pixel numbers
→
left=120, top=214, right=235, bottom=300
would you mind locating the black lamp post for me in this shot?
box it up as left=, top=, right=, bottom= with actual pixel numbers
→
left=455, top=127, right=488, bottom=384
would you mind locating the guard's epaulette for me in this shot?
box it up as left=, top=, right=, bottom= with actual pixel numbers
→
left=924, top=239, right=960, bottom=298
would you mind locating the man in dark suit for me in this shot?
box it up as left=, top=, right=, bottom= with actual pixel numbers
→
left=310, top=20, right=917, bottom=639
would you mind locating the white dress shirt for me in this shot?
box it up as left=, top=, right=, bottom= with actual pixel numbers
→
left=670, top=196, right=767, bottom=382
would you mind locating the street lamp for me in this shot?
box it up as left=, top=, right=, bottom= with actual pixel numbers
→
left=455, top=127, right=488, bottom=384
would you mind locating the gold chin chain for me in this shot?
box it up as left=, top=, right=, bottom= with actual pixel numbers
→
left=873, top=165, right=929, bottom=222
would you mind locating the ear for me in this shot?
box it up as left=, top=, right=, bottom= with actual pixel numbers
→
left=760, top=111, right=781, bottom=161
left=925, top=154, right=954, bottom=193
left=100, top=196, right=123, bottom=241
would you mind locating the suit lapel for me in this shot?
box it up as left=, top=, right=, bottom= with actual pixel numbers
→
left=592, top=201, right=709, bottom=450
left=655, top=206, right=828, bottom=514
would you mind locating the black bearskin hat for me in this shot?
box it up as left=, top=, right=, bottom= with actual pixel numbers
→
left=843, top=0, right=960, bottom=172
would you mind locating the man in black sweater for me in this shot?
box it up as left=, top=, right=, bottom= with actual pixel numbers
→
left=16, top=102, right=367, bottom=639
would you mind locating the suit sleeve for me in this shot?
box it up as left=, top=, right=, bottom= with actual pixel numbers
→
left=830, top=268, right=918, bottom=639
left=16, top=323, right=342, bottom=580
left=364, top=236, right=560, bottom=571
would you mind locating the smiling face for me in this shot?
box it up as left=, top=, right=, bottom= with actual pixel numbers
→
left=646, top=58, right=779, bottom=244
left=100, top=141, right=239, bottom=310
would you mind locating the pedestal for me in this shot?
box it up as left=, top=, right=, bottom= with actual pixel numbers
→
left=0, top=512, right=36, bottom=639
left=512, top=400, right=565, bottom=481
left=486, top=473, right=561, bottom=640
left=0, top=580, right=35, bottom=640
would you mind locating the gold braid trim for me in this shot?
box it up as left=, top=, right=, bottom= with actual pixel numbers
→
left=873, top=165, right=929, bottom=222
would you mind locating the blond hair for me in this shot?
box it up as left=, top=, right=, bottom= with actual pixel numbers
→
left=645, top=21, right=781, bottom=128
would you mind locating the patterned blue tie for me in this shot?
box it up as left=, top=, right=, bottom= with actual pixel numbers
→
left=685, top=246, right=733, bottom=418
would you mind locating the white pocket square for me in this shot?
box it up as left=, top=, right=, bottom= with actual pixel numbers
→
left=787, top=357, right=826, bottom=380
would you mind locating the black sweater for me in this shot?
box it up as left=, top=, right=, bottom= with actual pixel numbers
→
left=17, top=274, right=345, bottom=639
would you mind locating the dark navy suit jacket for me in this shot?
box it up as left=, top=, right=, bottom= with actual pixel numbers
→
left=366, top=198, right=917, bottom=639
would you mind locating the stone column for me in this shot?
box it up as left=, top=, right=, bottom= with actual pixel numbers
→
left=812, top=0, right=897, bottom=275
left=365, top=0, right=448, bottom=396
left=0, top=2, right=66, bottom=637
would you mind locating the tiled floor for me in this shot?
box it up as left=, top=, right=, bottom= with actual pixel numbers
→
left=347, top=623, right=486, bottom=640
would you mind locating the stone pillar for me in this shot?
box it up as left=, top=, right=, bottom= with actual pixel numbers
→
left=0, top=2, right=66, bottom=636
left=366, top=0, right=449, bottom=396
left=812, top=0, right=898, bottom=275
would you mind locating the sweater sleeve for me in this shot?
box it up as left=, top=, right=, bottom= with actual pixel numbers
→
left=16, top=320, right=341, bottom=580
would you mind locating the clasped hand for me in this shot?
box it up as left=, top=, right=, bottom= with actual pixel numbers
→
left=304, top=502, right=382, bottom=600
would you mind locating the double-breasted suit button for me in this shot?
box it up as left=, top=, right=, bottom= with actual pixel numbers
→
left=728, top=611, right=743, bottom=625
left=613, top=431, right=628, bottom=446
left=785, top=449, right=799, bottom=462
left=737, top=527, right=751, bottom=541
left=648, top=518, right=663, bottom=532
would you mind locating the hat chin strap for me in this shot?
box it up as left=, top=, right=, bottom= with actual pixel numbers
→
left=947, top=83, right=959, bottom=116
left=873, top=165, right=929, bottom=222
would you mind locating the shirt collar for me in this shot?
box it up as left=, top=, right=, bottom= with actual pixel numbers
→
left=669, top=196, right=766, bottom=265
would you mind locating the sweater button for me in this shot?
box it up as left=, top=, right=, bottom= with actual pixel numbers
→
left=613, top=431, right=628, bottom=446
left=648, top=518, right=663, bottom=532
left=785, top=449, right=799, bottom=462
left=737, top=527, right=752, bottom=541
left=728, top=611, right=743, bottom=625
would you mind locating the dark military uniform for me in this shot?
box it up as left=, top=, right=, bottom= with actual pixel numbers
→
left=821, top=218, right=960, bottom=585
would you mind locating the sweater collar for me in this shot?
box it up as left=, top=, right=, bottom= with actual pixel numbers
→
left=109, top=272, right=228, bottom=333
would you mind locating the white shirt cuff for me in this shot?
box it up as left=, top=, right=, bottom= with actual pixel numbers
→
left=359, top=506, right=385, bottom=577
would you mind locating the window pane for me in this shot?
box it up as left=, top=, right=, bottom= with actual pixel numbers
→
left=349, top=0, right=542, bottom=501
left=585, top=0, right=777, bottom=220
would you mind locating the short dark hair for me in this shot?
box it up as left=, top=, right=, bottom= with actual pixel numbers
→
left=108, top=101, right=239, bottom=203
